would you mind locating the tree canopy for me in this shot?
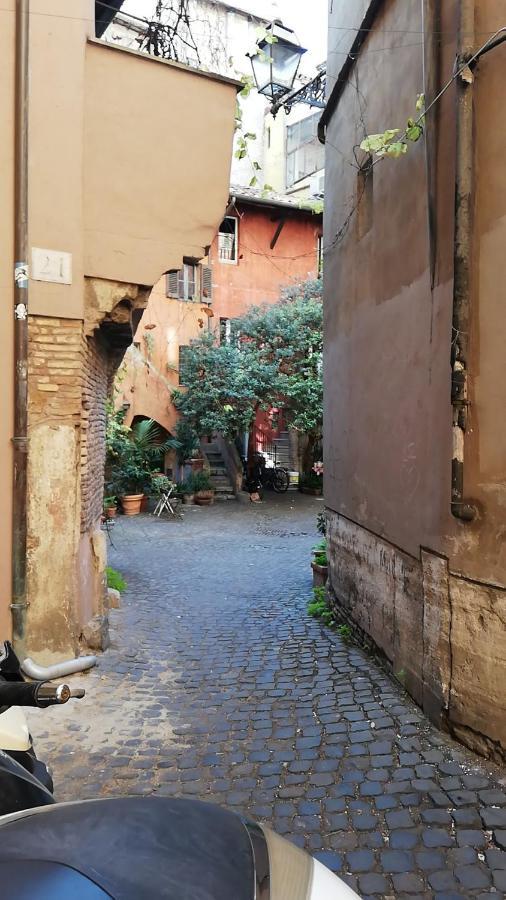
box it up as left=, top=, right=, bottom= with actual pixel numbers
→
left=172, top=279, right=323, bottom=458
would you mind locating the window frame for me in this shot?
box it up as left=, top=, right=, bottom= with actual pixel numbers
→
left=217, top=216, right=239, bottom=265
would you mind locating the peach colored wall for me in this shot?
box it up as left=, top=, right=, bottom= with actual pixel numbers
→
left=83, top=40, right=238, bottom=288
left=210, top=205, right=322, bottom=320
left=117, top=278, right=209, bottom=435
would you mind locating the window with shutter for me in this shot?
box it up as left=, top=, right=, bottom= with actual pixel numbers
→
left=218, top=217, right=238, bottom=264
left=201, top=266, right=213, bottom=301
left=166, top=270, right=179, bottom=298
left=166, top=264, right=197, bottom=301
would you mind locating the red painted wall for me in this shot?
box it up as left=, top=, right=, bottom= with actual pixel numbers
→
left=209, top=202, right=322, bottom=321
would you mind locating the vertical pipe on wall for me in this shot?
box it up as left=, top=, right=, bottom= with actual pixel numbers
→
left=421, top=0, right=441, bottom=290
left=450, top=0, right=476, bottom=521
left=12, top=0, right=30, bottom=652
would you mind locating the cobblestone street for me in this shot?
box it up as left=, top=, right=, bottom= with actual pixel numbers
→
left=29, top=495, right=506, bottom=898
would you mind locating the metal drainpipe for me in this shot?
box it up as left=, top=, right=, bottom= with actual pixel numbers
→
left=450, top=0, right=477, bottom=521
left=12, top=0, right=30, bottom=652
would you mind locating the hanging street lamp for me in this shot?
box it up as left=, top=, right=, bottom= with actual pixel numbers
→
left=249, top=21, right=306, bottom=104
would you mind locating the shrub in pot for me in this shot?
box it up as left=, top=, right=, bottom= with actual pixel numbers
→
left=311, top=550, right=328, bottom=588
left=105, top=409, right=179, bottom=516
left=103, top=496, right=117, bottom=518
left=191, top=471, right=215, bottom=506
left=178, top=477, right=195, bottom=505
left=299, top=472, right=323, bottom=496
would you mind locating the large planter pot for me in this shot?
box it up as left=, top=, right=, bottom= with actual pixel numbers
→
left=120, top=494, right=144, bottom=516
left=311, top=561, right=328, bottom=588
left=194, top=490, right=215, bottom=506
left=190, top=458, right=204, bottom=472
left=182, top=494, right=195, bottom=505
left=104, top=506, right=117, bottom=519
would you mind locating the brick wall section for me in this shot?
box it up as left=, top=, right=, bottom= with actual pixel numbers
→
left=28, top=317, right=83, bottom=427
left=80, top=334, right=109, bottom=533
left=28, top=317, right=114, bottom=535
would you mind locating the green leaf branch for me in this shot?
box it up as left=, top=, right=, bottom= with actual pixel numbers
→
left=360, top=93, right=426, bottom=159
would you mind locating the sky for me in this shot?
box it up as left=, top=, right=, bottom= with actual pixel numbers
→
left=121, top=0, right=328, bottom=72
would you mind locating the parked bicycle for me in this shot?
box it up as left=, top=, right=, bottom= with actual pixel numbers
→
left=245, top=451, right=290, bottom=494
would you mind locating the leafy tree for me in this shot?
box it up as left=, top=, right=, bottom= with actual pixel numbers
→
left=172, top=279, right=323, bottom=472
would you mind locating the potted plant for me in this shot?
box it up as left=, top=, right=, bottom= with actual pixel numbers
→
left=311, top=548, right=328, bottom=588
left=105, top=409, right=179, bottom=517
left=103, top=496, right=117, bottom=519
left=174, top=421, right=202, bottom=475
left=179, top=477, right=195, bottom=505
left=110, top=461, right=150, bottom=516
left=191, top=470, right=215, bottom=506
left=300, top=461, right=324, bottom=496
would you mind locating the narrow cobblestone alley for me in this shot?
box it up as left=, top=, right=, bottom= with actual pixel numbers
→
left=29, top=496, right=506, bottom=898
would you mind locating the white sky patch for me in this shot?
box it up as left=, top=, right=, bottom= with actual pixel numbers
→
left=120, top=0, right=328, bottom=74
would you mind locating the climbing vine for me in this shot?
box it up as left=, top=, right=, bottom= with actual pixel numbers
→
left=360, top=94, right=425, bottom=159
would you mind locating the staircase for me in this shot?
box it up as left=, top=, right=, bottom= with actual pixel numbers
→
left=202, top=443, right=236, bottom=500
left=266, top=431, right=299, bottom=492
left=272, top=431, right=291, bottom=468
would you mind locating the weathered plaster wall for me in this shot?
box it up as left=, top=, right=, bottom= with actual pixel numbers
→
left=117, top=280, right=205, bottom=436
left=327, top=511, right=506, bottom=762
left=26, top=281, right=147, bottom=660
left=323, top=0, right=506, bottom=759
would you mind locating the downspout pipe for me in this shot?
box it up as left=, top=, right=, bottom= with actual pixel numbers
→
left=21, top=655, right=97, bottom=681
left=11, top=0, right=30, bottom=651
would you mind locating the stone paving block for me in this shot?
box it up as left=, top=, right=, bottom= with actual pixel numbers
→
left=380, top=849, right=414, bottom=873
left=389, top=829, right=420, bottom=850
left=358, top=873, right=389, bottom=894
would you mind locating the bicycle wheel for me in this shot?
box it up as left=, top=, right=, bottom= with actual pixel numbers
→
left=272, top=467, right=290, bottom=493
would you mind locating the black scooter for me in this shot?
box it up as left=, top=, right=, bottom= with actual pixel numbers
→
left=0, top=642, right=359, bottom=899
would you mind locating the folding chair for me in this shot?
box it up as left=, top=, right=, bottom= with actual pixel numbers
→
left=153, top=483, right=182, bottom=518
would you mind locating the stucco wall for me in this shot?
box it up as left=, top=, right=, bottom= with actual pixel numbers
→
left=83, top=40, right=238, bottom=287
left=323, top=0, right=506, bottom=759
left=210, top=205, right=321, bottom=319
left=118, top=279, right=207, bottom=436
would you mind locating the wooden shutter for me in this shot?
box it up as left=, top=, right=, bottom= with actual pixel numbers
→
left=201, top=265, right=213, bottom=301
left=166, top=271, right=179, bottom=298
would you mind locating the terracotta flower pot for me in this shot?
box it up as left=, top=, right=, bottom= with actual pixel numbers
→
left=311, top=560, right=328, bottom=588
left=182, top=494, right=195, bottom=505
left=194, top=490, right=214, bottom=506
left=105, top=506, right=117, bottom=519
left=120, top=494, right=144, bottom=516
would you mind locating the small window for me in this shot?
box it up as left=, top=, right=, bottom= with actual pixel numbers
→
left=220, top=317, right=231, bottom=344
left=356, top=158, right=373, bottom=239
left=218, top=217, right=238, bottom=264
left=166, top=263, right=197, bottom=301
left=317, top=234, right=323, bottom=278
left=178, top=345, right=189, bottom=384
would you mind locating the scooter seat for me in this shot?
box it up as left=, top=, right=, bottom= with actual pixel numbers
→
left=0, top=796, right=254, bottom=900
